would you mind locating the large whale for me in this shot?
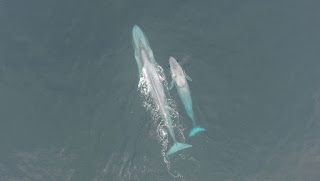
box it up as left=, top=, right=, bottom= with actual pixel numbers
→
left=169, top=56, right=206, bottom=137
left=132, top=25, right=192, bottom=155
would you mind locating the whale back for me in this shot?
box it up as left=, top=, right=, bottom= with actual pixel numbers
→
left=175, top=72, right=186, bottom=87
left=169, top=57, right=186, bottom=87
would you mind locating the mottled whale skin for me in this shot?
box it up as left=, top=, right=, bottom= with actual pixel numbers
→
left=132, top=25, right=192, bottom=155
left=169, top=56, right=206, bottom=137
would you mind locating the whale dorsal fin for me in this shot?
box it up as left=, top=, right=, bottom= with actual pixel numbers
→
left=186, top=75, right=192, bottom=81
left=169, top=80, right=175, bottom=89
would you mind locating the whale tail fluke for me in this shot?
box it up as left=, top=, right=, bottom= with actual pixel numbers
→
left=189, top=126, right=206, bottom=137
left=166, top=142, right=192, bottom=156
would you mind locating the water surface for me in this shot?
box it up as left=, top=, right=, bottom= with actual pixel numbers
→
left=0, top=0, right=320, bottom=180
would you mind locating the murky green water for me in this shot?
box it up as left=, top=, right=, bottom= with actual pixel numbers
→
left=1, top=0, right=320, bottom=180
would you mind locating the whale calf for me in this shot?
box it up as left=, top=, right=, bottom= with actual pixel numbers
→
left=132, top=25, right=192, bottom=155
left=169, top=56, right=206, bottom=137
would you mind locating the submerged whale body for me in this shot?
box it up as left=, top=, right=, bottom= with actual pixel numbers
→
left=169, top=56, right=206, bottom=137
left=132, top=25, right=192, bottom=155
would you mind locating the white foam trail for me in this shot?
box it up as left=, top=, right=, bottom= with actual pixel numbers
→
left=137, top=66, right=188, bottom=177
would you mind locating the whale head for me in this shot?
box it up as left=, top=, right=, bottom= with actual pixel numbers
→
left=132, top=25, right=159, bottom=74
left=132, top=25, right=150, bottom=50
left=169, top=56, right=186, bottom=87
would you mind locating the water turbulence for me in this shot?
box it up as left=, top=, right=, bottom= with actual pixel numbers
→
left=132, top=25, right=192, bottom=177
left=137, top=65, right=172, bottom=167
left=137, top=60, right=188, bottom=177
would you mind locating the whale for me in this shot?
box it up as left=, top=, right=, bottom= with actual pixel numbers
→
left=132, top=25, right=192, bottom=155
left=169, top=56, right=206, bottom=137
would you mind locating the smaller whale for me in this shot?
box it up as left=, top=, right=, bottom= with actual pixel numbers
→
left=169, top=56, right=206, bottom=137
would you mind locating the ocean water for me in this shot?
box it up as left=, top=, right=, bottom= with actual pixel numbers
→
left=1, top=0, right=320, bottom=180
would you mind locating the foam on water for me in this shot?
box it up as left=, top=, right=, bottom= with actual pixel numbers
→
left=136, top=65, right=188, bottom=177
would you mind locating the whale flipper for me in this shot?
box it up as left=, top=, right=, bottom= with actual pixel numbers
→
left=169, top=80, right=175, bottom=90
left=189, top=126, right=206, bottom=137
left=167, top=142, right=192, bottom=156
left=186, top=75, right=192, bottom=81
